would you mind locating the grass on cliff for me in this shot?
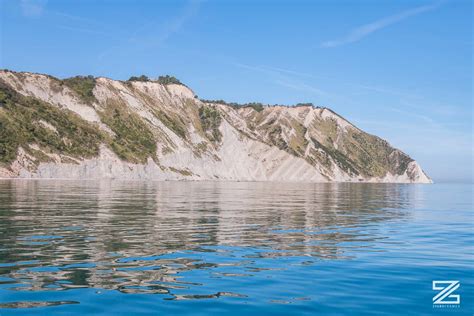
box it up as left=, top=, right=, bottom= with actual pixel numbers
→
left=62, top=75, right=97, bottom=104
left=202, top=99, right=265, bottom=112
left=310, top=137, right=359, bottom=175
left=0, top=83, right=160, bottom=166
left=99, top=100, right=157, bottom=164
left=128, top=74, right=184, bottom=86
left=0, top=83, right=103, bottom=165
left=308, top=117, right=412, bottom=177
left=199, top=105, right=222, bottom=142
left=346, top=131, right=412, bottom=177
left=152, top=109, right=188, bottom=140
left=287, top=119, right=308, bottom=156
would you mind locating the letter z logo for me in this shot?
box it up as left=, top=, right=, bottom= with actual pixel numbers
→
left=432, top=280, right=460, bottom=305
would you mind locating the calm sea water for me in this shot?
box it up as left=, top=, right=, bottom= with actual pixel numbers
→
left=0, top=180, right=472, bottom=315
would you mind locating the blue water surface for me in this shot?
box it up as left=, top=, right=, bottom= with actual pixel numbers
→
left=0, top=181, right=472, bottom=315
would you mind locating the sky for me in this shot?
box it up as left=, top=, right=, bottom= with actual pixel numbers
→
left=0, top=0, right=472, bottom=182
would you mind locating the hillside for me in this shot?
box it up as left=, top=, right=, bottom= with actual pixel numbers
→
left=0, top=70, right=431, bottom=183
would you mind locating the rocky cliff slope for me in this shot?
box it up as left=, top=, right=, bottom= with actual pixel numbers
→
left=0, top=70, right=431, bottom=183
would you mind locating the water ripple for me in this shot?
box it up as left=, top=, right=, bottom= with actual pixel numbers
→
left=0, top=180, right=472, bottom=314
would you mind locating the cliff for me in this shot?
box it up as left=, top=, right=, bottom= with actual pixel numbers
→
left=0, top=70, right=431, bottom=183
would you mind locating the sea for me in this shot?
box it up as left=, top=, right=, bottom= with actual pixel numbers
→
left=0, top=180, right=472, bottom=315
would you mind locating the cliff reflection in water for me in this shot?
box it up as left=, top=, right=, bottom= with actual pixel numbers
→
left=0, top=180, right=418, bottom=296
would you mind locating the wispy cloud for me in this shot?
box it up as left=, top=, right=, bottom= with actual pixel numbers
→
left=275, top=80, right=328, bottom=96
left=156, top=0, right=201, bottom=44
left=98, top=0, right=201, bottom=60
left=56, top=25, right=113, bottom=37
left=234, top=62, right=331, bottom=98
left=20, top=0, right=47, bottom=17
left=388, top=106, right=437, bottom=125
left=321, top=2, right=442, bottom=48
left=258, top=65, right=334, bottom=81
left=17, top=1, right=121, bottom=36
left=235, top=63, right=423, bottom=100
left=240, top=63, right=424, bottom=101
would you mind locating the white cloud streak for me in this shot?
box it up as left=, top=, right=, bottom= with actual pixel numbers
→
left=275, top=80, right=328, bottom=96
left=56, top=25, right=113, bottom=37
left=234, top=63, right=331, bottom=97
left=98, top=0, right=201, bottom=60
left=321, top=2, right=442, bottom=48
left=20, top=0, right=47, bottom=17
left=156, top=0, right=201, bottom=44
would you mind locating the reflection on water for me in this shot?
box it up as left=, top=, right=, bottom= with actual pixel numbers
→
left=0, top=180, right=417, bottom=299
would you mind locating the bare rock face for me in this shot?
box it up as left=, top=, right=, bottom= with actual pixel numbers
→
left=0, top=70, right=431, bottom=183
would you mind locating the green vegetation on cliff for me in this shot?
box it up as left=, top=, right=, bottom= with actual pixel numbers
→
left=99, top=100, right=157, bottom=164
left=201, top=100, right=318, bottom=112
left=0, top=83, right=103, bottom=165
left=201, top=99, right=265, bottom=112
left=153, top=109, right=187, bottom=140
left=128, top=75, right=184, bottom=86
left=310, top=137, right=358, bottom=175
left=344, top=130, right=412, bottom=177
left=0, top=83, right=159, bottom=166
left=199, top=105, right=222, bottom=142
left=157, top=75, right=183, bottom=85
left=63, top=75, right=97, bottom=104
left=128, top=75, right=150, bottom=82
left=306, top=117, right=413, bottom=177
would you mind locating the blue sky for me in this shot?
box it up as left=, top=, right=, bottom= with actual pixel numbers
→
left=1, top=0, right=472, bottom=182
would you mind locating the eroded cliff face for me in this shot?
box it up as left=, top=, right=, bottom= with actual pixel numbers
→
left=0, top=70, right=431, bottom=183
